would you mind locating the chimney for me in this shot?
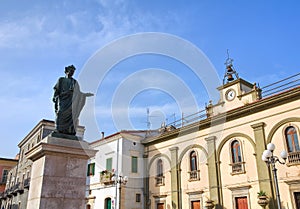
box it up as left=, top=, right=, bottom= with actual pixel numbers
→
left=101, top=132, right=105, bottom=139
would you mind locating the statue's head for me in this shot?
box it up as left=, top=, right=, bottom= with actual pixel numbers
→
left=65, top=65, right=76, bottom=73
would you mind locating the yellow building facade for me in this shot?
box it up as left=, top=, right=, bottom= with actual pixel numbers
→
left=142, top=72, right=300, bottom=209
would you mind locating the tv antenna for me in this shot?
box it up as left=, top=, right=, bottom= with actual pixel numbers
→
left=144, top=108, right=161, bottom=130
left=146, top=108, right=151, bottom=130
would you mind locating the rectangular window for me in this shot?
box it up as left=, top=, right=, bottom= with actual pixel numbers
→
left=136, top=193, right=141, bottom=202
left=87, top=163, right=95, bottom=176
left=106, top=158, right=112, bottom=171
left=131, top=156, right=138, bottom=173
left=1, top=170, right=8, bottom=183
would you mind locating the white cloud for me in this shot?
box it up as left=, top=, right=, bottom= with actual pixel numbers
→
left=0, top=1, right=181, bottom=53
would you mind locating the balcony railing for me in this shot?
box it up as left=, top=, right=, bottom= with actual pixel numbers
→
left=189, top=170, right=200, bottom=181
left=155, top=176, right=165, bottom=186
left=230, top=162, right=245, bottom=174
left=14, top=182, right=24, bottom=194
left=288, top=151, right=300, bottom=165
left=24, top=178, right=30, bottom=189
left=5, top=188, right=12, bottom=198
left=11, top=183, right=19, bottom=196
left=100, top=171, right=114, bottom=185
left=261, top=72, right=300, bottom=98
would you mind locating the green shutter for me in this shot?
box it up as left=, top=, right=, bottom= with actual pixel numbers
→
left=87, top=163, right=95, bottom=176
left=87, top=164, right=90, bottom=176
left=107, top=198, right=111, bottom=209
left=91, top=163, right=95, bottom=175
left=131, top=156, right=138, bottom=173
left=106, top=158, right=112, bottom=171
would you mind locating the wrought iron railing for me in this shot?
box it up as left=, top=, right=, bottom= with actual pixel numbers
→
left=261, top=72, right=300, bottom=98
left=189, top=170, right=200, bottom=181
left=23, top=178, right=30, bottom=189
left=165, top=109, right=207, bottom=129
left=100, top=170, right=114, bottom=184
left=288, top=151, right=300, bottom=165
left=5, top=188, right=12, bottom=198
left=11, top=183, right=19, bottom=195
left=155, top=176, right=165, bottom=186
left=231, top=162, right=244, bottom=174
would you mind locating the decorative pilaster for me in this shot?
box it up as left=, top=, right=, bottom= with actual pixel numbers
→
left=169, top=147, right=179, bottom=209
left=251, top=122, right=273, bottom=209
left=205, top=136, right=221, bottom=207
left=143, top=153, right=150, bottom=209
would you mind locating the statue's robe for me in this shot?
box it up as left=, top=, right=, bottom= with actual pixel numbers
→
left=53, top=77, right=86, bottom=135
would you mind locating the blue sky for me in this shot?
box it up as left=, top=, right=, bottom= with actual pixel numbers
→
left=0, top=0, right=299, bottom=158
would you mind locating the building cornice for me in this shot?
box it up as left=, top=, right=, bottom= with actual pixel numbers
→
left=0, top=158, right=18, bottom=162
left=217, top=78, right=254, bottom=91
left=18, top=119, right=54, bottom=148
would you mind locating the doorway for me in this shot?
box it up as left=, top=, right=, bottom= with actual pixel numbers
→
left=157, top=202, right=164, bottom=209
left=191, top=200, right=200, bottom=209
left=235, top=196, right=248, bottom=209
left=105, top=198, right=112, bottom=209
left=294, top=192, right=300, bottom=209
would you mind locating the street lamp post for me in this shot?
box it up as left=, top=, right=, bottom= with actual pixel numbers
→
left=262, top=143, right=288, bottom=209
left=112, top=174, right=128, bottom=209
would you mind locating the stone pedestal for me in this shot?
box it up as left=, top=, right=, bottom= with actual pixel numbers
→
left=25, top=136, right=97, bottom=209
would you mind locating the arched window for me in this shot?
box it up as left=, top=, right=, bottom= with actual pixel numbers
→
left=156, top=159, right=164, bottom=186
left=231, top=140, right=242, bottom=163
left=285, top=126, right=300, bottom=152
left=157, top=159, right=163, bottom=177
left=230, top=139, right=245, bottom=174
left=189, top=151, right=200, bottom=180
left=190, top=151, right=197, bottom=171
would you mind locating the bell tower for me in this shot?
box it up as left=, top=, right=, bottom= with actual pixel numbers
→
left=206, top=52, right=262, bottom=117
left=223, top=51, right=239, bottom=85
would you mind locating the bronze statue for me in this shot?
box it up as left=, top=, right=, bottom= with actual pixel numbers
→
left=52, top=65, right=93, bottom=140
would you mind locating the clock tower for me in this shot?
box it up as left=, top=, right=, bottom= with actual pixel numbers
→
left=206, top=56, right=262, bottom=117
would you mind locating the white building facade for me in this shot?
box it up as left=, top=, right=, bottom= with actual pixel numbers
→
left=86, top=131, right=152, bottom=209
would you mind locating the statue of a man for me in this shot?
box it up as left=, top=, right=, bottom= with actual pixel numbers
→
left=52, top=65, right=93, bottom=139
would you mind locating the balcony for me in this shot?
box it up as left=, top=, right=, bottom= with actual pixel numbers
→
left=189, top=170, right=200, bottom=181
left=287, top=151, right=300, bottom=165
left=5, top=188, right=12, bottom=198
left=230, top=162, right=245, bottom=175
left=23, top=178, right=30, bottom=189
left=155, top=176, right=165, bottom=186
left=12, top=183, right=19, bottom=196
left=14, top=182, right=24, bottom=194
left=100, top=171, right=114, bottom=185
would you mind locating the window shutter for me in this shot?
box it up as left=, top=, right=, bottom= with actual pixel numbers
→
left=106, top=158, right=112, bottom=171
left=131, top=156, right=138, bottom=173
left=91, top=163, right=95, bottom=175
left=87, top=163, right=95, bottom=176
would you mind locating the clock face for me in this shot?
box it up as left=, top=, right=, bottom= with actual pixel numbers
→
left=226, top=89, right=236, bottom=101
